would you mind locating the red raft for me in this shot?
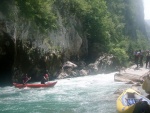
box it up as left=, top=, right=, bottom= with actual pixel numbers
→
left=13, top=81, right=57, bottom=88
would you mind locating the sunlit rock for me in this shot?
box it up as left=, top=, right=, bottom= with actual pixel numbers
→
left=142, top=75, right=150, bottom=94
left=125, top=81, right=134, bottom=84
left=114, top=65, right=149, bottom=83
left=62, top=61, right=77, bottom=70
left=79, top=69, right=89, bottom=76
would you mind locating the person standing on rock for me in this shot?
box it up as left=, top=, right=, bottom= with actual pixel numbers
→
left=133, top=50, right=137, bottom=64
left=139, top=50, right=143, bottom=67
left=145, top=50, right=150, bottom=68
left=134, top=50, right=140, bottom=68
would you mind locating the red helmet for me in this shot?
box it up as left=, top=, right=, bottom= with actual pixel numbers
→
left=45, top=74, right=48, bottom=78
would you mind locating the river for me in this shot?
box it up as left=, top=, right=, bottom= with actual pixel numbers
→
left=0, top=72, right=130, bottom=113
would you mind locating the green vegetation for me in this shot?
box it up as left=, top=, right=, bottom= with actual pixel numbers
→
left=1, top=0, right=149, bottom=67
left=55, top=0, right=149, bottom=66
left=111, top=48, right=129, bottom=66
left=15, top=0, right=57, bottom=30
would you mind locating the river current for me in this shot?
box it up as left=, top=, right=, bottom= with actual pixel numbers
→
left=0, top=72, right=129, bottom=113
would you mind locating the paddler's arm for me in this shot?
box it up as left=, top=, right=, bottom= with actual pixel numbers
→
left=23, top=77, right=31, bottom=84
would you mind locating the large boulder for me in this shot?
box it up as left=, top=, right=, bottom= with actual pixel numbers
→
left=57, top=61, right=78, bottom=79
left=142, top=75, right=150, bottom=94
left=62, top=61, right=77, bottom=70
left=79, top=69, right=89, bottom=76
left=114, top=73, right=142, bottom=82
left=87, top=54, right=114, bottom=74
left=114, top=65, right=149, bottom=83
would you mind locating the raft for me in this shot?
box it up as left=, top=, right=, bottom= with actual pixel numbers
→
left=13, top=81, right=57, bottom=88
left=116, top=88, right=150, bottom=113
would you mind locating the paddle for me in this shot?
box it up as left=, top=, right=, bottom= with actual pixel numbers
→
left=23, top=77, right=31, bottom=85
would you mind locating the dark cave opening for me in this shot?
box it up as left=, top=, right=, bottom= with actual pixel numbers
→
left=0, top=30, right=15, bottom=86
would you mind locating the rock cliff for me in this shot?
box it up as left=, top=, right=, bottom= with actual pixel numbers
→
left=0, top=0, right=148, bottom=85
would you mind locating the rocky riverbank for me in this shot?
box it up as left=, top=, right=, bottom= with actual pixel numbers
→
left=114, top=65, right=150, bottom=98
left=114, top=65, right=149, bottom=83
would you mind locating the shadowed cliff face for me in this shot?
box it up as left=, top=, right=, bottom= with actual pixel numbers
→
left=145, top=20, right=150, bottom=39
left=0, top=30, right=15, bottom=86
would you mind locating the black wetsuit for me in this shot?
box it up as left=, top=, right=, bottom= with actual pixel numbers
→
left=41, top=76, right=48, bottom=84
left=146, top=53, right=150, bottom=68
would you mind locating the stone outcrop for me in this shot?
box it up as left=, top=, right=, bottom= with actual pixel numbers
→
left=87, top=54, right=114, bottom=74
left=114, top=65, right=149, bottom=82
left=57, top=61, right=78, bottom=79
left=114, top=65, right=150, bottom=95
left=114, top=73, right=142, bottom=83
left=57, top=54, right=117, bottom=79
left=142, top=75, right=150, bottom=94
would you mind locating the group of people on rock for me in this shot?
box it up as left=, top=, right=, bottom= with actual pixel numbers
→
left=134, top=50, right=150, bottom=68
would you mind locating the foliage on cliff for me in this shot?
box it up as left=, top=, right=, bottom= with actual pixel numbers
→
left=1, top=0, right=149, bottom=66
left=15, top=0, right=57, bottom=30
left=145, top=20, right=150, bottom=39
left=54, top=0, right=149, bottom=65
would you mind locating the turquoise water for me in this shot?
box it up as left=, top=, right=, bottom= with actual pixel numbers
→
left=0, top=72, right=129, bottom=113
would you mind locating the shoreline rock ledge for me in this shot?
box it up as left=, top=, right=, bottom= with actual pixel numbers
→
left=114, top=65, right=150, bottom=83
left=114, top=65, right=150, bottom=96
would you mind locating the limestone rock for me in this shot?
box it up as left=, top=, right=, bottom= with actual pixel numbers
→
left=114, top=65, right=149, bottom=83
left=142, top=75, right=150, bottom=94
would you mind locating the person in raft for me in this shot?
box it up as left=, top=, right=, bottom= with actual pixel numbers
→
left=22, top=74, right=31, bottom=85
left=41, top=74, right=49, bottom=84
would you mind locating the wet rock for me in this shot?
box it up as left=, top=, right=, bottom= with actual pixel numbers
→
left=79, top=69, right=89, bottom=76
left=114, top=73, right=132, bottom=82
left=125, top=81, right=134, bottom=84
left=87, top=54, right=114, bottom=74
left=132, top=82, right=141, bottom=86
left=57, top=61, right=78, bottom=79
left=57, top=72, right=69, bottom=79
left=62, top=61, right=77, bottom=70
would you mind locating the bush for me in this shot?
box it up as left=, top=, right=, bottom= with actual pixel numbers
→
left=110, top=48, right=129, bottom=66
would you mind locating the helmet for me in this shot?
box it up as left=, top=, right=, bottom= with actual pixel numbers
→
left=45, top=74, right=48, bottom=78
